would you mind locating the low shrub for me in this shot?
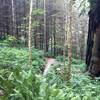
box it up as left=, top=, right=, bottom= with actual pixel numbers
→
left=0, top=68, right=65, bottom=100
left=0, top=47, right=45, bottom=73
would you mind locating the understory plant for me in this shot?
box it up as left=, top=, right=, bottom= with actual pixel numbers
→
left=0, top=47, right=45, bottom=73
left=0, top=67, right=65, bottom=100
left=0, top=40, right=100, bottom=100
left=45, top=59, right=100, bottom=100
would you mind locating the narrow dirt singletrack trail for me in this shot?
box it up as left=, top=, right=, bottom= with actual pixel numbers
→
left=43, top=58, right=56, bottom=76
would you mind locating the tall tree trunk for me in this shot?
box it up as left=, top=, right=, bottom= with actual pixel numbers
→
left=11, top=0, right=16, bottom=36
left=53, top=17, right=56, bottom=56
left=86, top=0, right=100, bottom=77
left=44, top=0, right=47, bottom=53
left=66, top=0, right=74, bottom=80
left=63, top=0, right=67, bottom=76
left=89, top=26, right=100, bottom=77
left=28, top=0, right=33, bottom=66
left=80, top=21, right=86, bottom=60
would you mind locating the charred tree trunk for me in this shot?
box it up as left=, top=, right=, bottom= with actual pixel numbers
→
left=88, top=26, right=100, bottom=77
left=86, top=0, right=100, bottom=77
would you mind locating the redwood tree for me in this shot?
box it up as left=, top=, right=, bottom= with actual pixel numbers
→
left=86, top=0, right=100, bottom=77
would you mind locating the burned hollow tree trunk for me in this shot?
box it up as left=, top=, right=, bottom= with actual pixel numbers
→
left=86, top=0, right=100, bottom=77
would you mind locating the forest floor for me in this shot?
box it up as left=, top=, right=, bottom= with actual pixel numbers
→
left=43, top=57, right=83, bottom=76
left=0, top=46, right=100, bottom=99
left=43, top=58, right=56, bottom=75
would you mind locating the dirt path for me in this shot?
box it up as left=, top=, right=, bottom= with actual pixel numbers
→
left=43, top=58, right=56, bottom=76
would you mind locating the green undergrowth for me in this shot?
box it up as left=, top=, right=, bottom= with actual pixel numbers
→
left=0, top=47, right=45, bottom=73
left=56, top=56, right=85, bottom=71
left=0, top=40, right=100, bottom=99
left=45, top=56, right=100, bottom=100
left=1, top=65, right=100, bottom=100
left=0, top=68, right=66, bottom=100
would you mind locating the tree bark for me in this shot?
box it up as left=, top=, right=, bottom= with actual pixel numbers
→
left=11, top=0, right=16, bottom=36
left=28, top=0, right=33, bottom=66
left=66, top=0, right=74, bottom=80
left=44, top=0, right=47, bottom=53
left=89, top=26, right=100, bottom=77
left=86, top=0, right=100, bottom=77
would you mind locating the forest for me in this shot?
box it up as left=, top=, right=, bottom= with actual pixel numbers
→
left=0, top=0, right=100, bottom=100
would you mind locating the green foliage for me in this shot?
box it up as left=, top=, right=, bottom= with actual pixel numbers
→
left=45, top=52, right=55, bottom=58
left=32, top=21, right=40, bottom=27
left=0, top=35, right=17, bottom=47
left=0, top=46, right=100, bottom=99
left=0, top=67, right=65, bottom=100
left=57, top=56, right=83, bottom=67
left=45, top=56, right=100, bottom=100
left=33, top=9, right=44, bottom=16
left=0, top=47, right=45, bottom=73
